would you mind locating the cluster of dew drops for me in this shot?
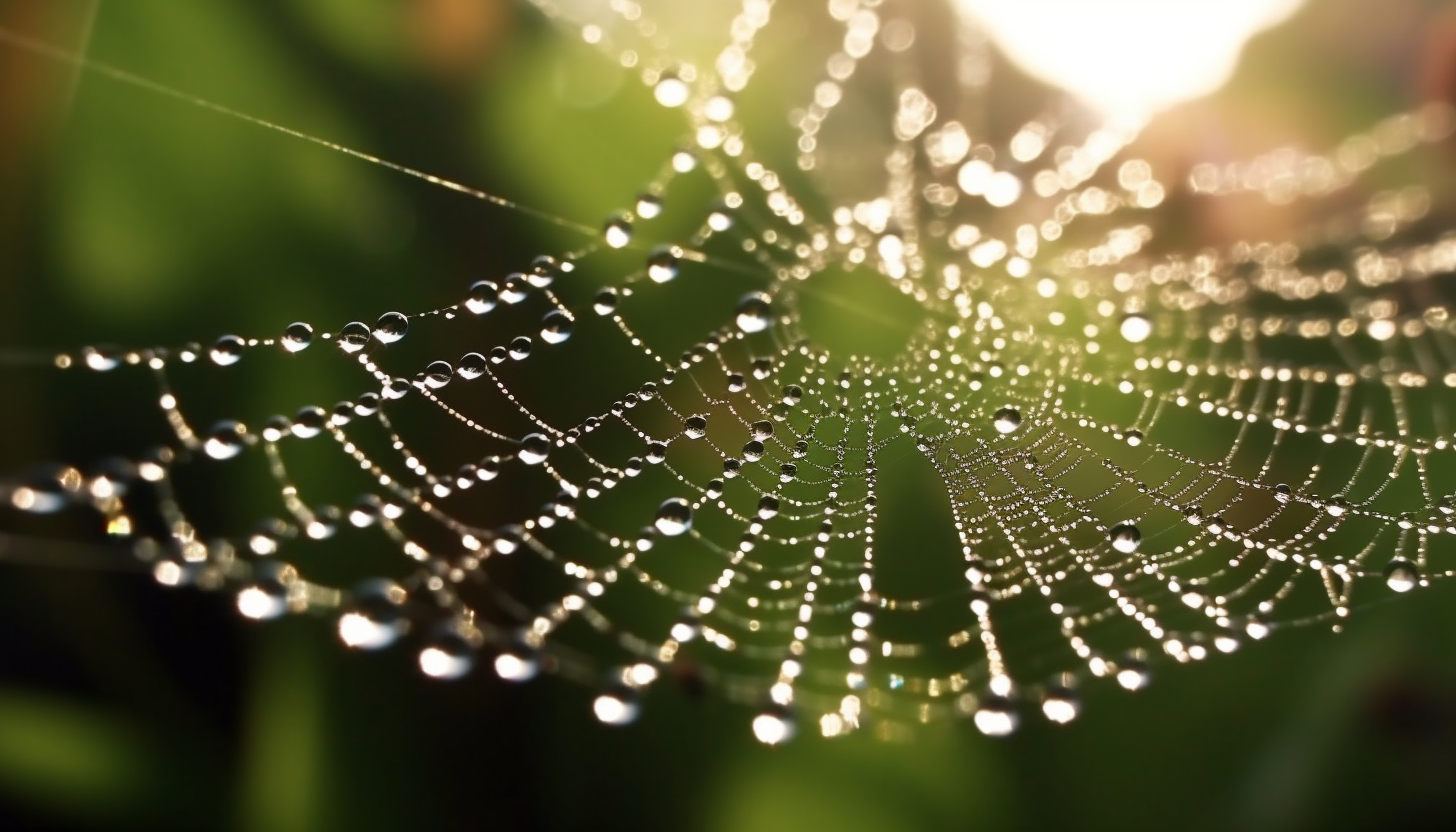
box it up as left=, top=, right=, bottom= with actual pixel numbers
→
left=10, top=0, right=1456, bottom=745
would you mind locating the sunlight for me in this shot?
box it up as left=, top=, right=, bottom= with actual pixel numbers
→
left=958, top=0, right=1306, bottom=119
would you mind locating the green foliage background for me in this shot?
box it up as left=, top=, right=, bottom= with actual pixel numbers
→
left=2, top=1, right=1456, bottom=830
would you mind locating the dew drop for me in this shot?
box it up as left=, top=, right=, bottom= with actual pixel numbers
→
left=457, top=352, right=486, bottom=380
left=593, top=685, right=640, bottom=725
left=291, top=406, right=328, bottom=439
left=750, top=420, right=774, bottom=440
left=655, top=497, right=693, bottom=536
left=1274, top=483, right=1292, bottom=504
left=509, top=336, right=533, bottom=360
left=1124, top=429, right=1143, bottom=447
left=752, top=705, right=795, bottom=745
left=654, top=73, right=690, bottom=108
left=684, top=415, right=708, bottom=439
left=992, top=407, right=1022, bottom=434
left=974, top=696, right=1018, bottom=737
left=204, top=421, right=248, bottom=460
left=1325, top=496, right=1350, bottom=517
left=1119, top=313, right=1152, bottom=343
left=527, top=255, right=562, bottom=288
left=593, top=287, right=620, bottom=316
left=210, top=335, right=245, bottom=366
left=1385, top=558, right=1418, bottom=592
left=465, top=280, right=498, bottom=314
left=1116, top=652, right=1151, bottom=690
left=419, top=629, right=476, bottom=680
left=758, top=495, right=780, bottom=520
left=337, top=580, right=407, bottom=650
left=517, top=434, right=551, bottom=466
left=499, top=274, right=530, bottom=304
left=1042, top=681, right=1080, bottom=724
left=1108, top=522, right=1141, bottom=554
left=280, top=322, right=313, bottom=353
left=236, top=581, right=288, bottom=621
left=735, top=292, right=773, bottom=333
left=374, top=312, right=409, bottom=344
left=493, top=647, right=539, bottom=682
left=741, top=441, right=765, bottom=462
left=337, top=322, right=371, bottom=353
left=604, top=215, right=633, bottom=249
left=647, top=245, right=682, bottom=283
left=82, top=345, right=120, bottom=372
left=540, top=311, right=574, bottom=344
left=636, top=193, right=663, bottom=219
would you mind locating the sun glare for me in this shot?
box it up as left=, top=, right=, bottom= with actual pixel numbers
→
left=958, top=0, right=1306, bottom=119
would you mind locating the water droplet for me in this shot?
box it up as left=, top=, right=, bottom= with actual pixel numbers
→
left=593, top=287, right=620, bottom=316
left=782, top=385, right=803, bottom=406
left=735, top=292, right=773, bottom=333
left=337, top=322, right=371, bottom=353
left=1108, top=522, right=1141, bottom=554
left=727, top=372, right=747, bottom=392
left=540, top=311, right=573, bottom=344
left=499, top=274, right=530, bottom=304
left=974, top=696, right=1018, bottom=736
left=291, top=406, right=328, bottom=439
left=236, top=563, right=292, bottom=620
left=281, top=322, right=313, bottom=353
left=374, top=312, right=409, bottom=344
left=465, top=280, right=498, bottom=314
left=419, top=628, right=476, bottom=680
left=647, top=245, right=681, bottom=283
left=752, top=705, right=795, bottom=745
left=527, top=255, right=562, bottom=288
left=604, top=215, right=633, bottom=249
left=1042, top=679, right=1079, bottom=724
left=518, top=434, right=551, bottom=465
left=655, top=498, right=693, bottom=536
left=636, top=193, right=663, bottom=218
left=593, top=685, right=640, bottom=725
left=684, top=415, right=708, bottom=439
left=1116, top=652, right=1151, bottom=690
left=992, top=407, right=1022, bottom=434
left=204, top=421, right=248, bottom=460
left=654, top=72, right=690, bottom=107
left=337, top=580, right=407, bottom=650
left=705, top=479, right=725, bottom=500
left=741, top=440, right=765, bottom=462
left=412, top=362, right=449, bottom=391
left=1274, top=483, right=1292, bottom=504
left=493, top=647, right=538, bottom=682
left=1119, top=313, right=1152, bottom=343
left=210, top=335, right=244, bottom=366
left=750, top=420, right=775, bottom=440
left=509, top=336, right=533, bottom=360
left=457, top=352, right=486, bottom=380
left=758, top=495, right=780, bottom=520
left=1385, top=558, right=1418, bottom=592
left=1124, top=429, right=1143, bottom=447
left=1439, top=495, right=1456, bottom=515
left=1325, top=496, right=1350, bottom=517
left=645, top=442, right=668, bottom=464
left=81, top=345, right=120, bottom=372
left=708, top=202, right=734, bottom=231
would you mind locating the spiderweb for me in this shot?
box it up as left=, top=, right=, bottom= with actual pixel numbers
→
left=4, top=0, right=1456, bottom=745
